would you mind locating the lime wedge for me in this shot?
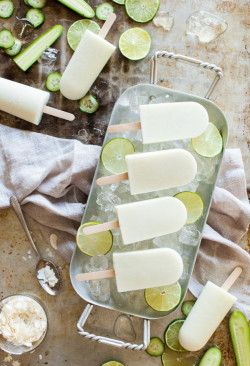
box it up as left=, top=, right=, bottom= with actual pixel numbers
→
left=125, top=0, right=159, bottom=23
left=67, top=19, right=100, bottom=51
left=145, top=282, right=181, bottom=312
left=101, top=138, right=135, bottom=174
left=164, top=319, right=187, bottom=352
left=76, top=222, right=113, bottom=256
left=191, top=122, right=223, bottom=158
left=102, top=362, right=124, bottom=366
left=174, top=192, right=204, bottom=224
left=112, top=0, right=124, bottom=4
left=162, top=347, right=197, bottom=366
left=119, top=28, right=151, bottom=60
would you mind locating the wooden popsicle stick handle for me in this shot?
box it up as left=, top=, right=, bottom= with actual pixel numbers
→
left=83, top=220, right=119, bottom=235
left=76, top=269, right=115, bottom=282
left=108, top=122, right=141, bottom=133
left=96, top=172, right=129, bottom=186
left=43, top=105, right=75, bottom=121
left=221, top=267, right=242, bottom=291
left=99, top=13, right=116, bottom=39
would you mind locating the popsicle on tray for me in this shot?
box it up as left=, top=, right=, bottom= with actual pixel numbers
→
left=0, top=77, right=75, bottom=124
left=108, top=101, right=209, bottom=143
left=60, top=14, right=116, bottom=100
left=97, top=149, right=197, bottom=193
left=179, top=267, right=242, bottom=351
left=83, top=196, right=187, bottom=245
left=76, top=248, right=183, bottom=292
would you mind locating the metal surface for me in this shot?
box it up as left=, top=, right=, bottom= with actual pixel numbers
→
left=77, top=304, right=150, bottom=350
left=10, top=196, right=61, bottom=296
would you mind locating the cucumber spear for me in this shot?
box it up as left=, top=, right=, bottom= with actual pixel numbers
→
left=56, top=0, right=95, bottom=18
left=229, top=310, right=250, bottom=366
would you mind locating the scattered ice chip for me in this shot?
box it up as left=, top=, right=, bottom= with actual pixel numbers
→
left=186, top=11, right=228, bottom=43
left=38, top=47, right=59, bottom=65
left=37, top=265, right=58, bottom=287
left=22, top=256, right=27, bottom=261
left=153, top=12, right=174, bottom=31
left=39, top=355, right=43, bottom=360
left=96, top=191, right=121, bottom=212
left=179, top=225, right=201, bottom=245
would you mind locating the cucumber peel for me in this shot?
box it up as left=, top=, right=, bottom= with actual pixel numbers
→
left=56, top=0, right=95, bottom=18
left=229, top=310, right=250, bottom=366
left=14, top=25, right=63, bottom=71
left=198, top=346, right=221, bottom=366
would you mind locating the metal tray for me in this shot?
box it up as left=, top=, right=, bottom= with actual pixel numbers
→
left=70, top=51, right=228, bottom=350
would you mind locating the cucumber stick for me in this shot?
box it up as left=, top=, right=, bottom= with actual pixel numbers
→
left=229, top=310, right=250, bottom=366
left=56, top=0, right=94, bottom=18
left=14, top=25, right=63, bottom=71
left=198, top=347, right=221, bottom=366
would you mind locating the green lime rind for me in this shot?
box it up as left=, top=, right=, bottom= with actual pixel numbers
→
left=174, top=191, right=204, bottom=225
left=125, top=0, right=159, bottom=23
left=76, top=222, right=113, bottom=256
left=164, top=319, right=187, bottom=352
left=146, top=337, right=165, bottom=357
left=191, top=122, right=223, bottom=158
left=101, top=138, right=135, bottom=174
left=67, top=19, right=100, bottom=51
left=145, top=282, right=181, bottom=312
left=162, top=347, right=197, bottom=366
left=119, top=27, right=151, bottom=60
left=101, top=362, right=125, bottom=366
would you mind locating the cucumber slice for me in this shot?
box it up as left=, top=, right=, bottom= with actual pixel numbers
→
left=79, top=94, right=99, bottom=113
left=26, top=8, right=45, bottom=27
left=181, top=300, right=196, bottom=317
left=145, top=337, right=164, bottom=357
left=14, top=25, right=63, bottom=71
left=27, top=0, right=47, bottom=8
left=5, top=38, right=22, bottom=56
left=198, top=347, right=222, bottom=366
left=96, top=2, right=114, bottom=20
left=0, top=29, right=15, bottom=48
left=229, top=310, right=250, bottom=366
left=0, top=0, right=14, bottom=18
left=46, top=72, right=62, bottom=92
left=56, top=0, right=95, bottom=18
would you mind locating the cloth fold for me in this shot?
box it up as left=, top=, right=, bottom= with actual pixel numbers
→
left=0, top=124, right=249, bottom=315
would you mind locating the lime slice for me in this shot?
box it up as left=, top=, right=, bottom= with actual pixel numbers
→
left=102, top=362, right=124, bottom=366
left=162, top=347, right=197, bottom=366
left=125, top=0, right=159, bottom=23
left=101, top=138, right=135, bottom=174
left=67, top=19, right=100, bottom=51
left=191, top=122, right=223, bottom=158
left=119, top=28, right=151, bottom=60
left=145, top=282, right=181, bottom=312
left=112, top=0, right=124, bottom=4
left=174, top=192, right=204, bottom=224
left=164, top=319, right=187, bottom=352
left=76, top=222, right=113, bottom=256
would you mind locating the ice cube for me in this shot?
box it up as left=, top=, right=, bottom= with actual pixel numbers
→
left=90, top=255, right=108, bottom=271
left=96, top=191, right=121, bottom=212
left=39, top=47, right=59, bottom=64
left=178, top=225, right=201, bottom=245
left=186, top=11, right=228, bottom=43
left=153, top=12, right=174, bottom=31
left=89, top=279, right=110, bottom=302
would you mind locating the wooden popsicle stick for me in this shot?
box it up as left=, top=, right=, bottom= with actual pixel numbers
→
left=76, top=269, right=115, bottom=282
left=43, top=105, right=75, bottom=121
left=108, top=122, right=141, bottom=133
left=99, top=13, right=116, bottom=39
left=83, top=220, right=119, bottom=235
left=96, top=172, right=129, bottom=186
left=221, top=267, right=242, bottom=291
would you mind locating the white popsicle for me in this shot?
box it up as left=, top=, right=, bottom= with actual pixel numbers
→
left=60, top=30, right=116, bottom=100
left=113, top=248, right=183, bottom=292
left=116, top=197, right=187, bottom=244
left=0, top=77, right=75, bottom=124
left=108, top=102, right=209, bottom=143
left=179, top=281, right=236, bottom=351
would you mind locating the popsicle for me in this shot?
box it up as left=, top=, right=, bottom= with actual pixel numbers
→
left=83, top=196, right=187, bottom=245
left=107, top=101, right=209, bottom=143
left=96, top=149, right=197, bottom=194
left=0, top=77, right=75, bottom=124
left=60, top=14, right=116, bottom=100
left=179, top=267, right=242, bottom=351
left=76, top=248, right=183, bottom=292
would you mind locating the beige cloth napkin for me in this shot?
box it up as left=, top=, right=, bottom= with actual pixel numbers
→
left=0, top=124, right=249, bottom=315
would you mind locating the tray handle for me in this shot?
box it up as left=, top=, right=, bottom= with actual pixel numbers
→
left=150, top=51, right=223, bottom=99
left=77, top=303, right=150, bottom=351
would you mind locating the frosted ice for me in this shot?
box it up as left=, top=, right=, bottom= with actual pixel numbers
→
left=90, top=255, right=108, bottom=271
left=96, top=191, right=121, bottom=212
left=186, top=11, right=228, bottom=43
left=179, top=225, right=201, bottom=245
left=153, top=12, right=174, bottom=31
left=89, top=279, right=110, bottom=302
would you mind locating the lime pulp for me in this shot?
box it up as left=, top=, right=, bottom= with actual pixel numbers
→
left=162, top=347, right=197, bottom=366
left=174, top=191, right=204, bottom=224
left=191, top=122, right=223, bottom=158
left=101, top=138, right=135, bottom=174
left=125, top=0, right=159, bottom=23
left=67, top=19, right=100, bottom=51
left=164, top=319, right=187, bottom=352
left=119, top=27, right=151, bottom=60
left=144, top=282, right=181, bottom=312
